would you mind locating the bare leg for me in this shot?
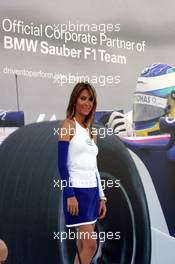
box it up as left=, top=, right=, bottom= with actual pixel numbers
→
left=74, top=232, right=83, bottom=264
left=73, top=224, right=97, bottom=264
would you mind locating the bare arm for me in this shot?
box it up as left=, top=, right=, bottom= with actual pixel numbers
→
left=58, top=118, right=75, bottom=141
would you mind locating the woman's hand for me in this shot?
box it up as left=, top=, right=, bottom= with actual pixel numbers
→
left=67, top=196, right=79, bottom=216
left=98, top=200, right=107, bottom=219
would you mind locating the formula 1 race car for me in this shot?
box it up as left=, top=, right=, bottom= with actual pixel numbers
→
left=0, top=114, right=175, bottom=264
left=120, top=117, right=175, bottom=264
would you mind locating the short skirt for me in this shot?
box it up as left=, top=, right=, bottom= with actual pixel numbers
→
left=63, top=187, right=99, bottom=227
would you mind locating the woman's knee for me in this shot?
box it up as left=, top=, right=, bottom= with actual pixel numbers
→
left=76, top=238, right=83, bottom=251
left=76, top=225, right=97, bottom=255
left=83, top=238, right=97, bottom=255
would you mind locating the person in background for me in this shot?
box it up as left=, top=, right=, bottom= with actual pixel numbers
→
left=0, top=239, right=8, bottom=263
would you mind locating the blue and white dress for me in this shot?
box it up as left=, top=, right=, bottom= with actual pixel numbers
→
left=63, top=117, right=104, bottom=227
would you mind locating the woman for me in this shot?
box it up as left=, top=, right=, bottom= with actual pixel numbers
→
left=58, top=82, right=107, bottom=264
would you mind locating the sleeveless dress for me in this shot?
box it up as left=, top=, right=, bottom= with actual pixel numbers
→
left=63, top=117, right=100, bottom=227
